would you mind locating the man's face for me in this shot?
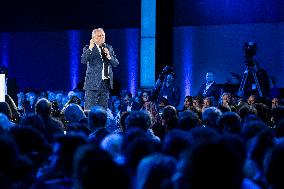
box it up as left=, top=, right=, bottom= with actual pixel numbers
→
left=184, top=98, right=190, bottom=108
left=166, top=74, right=175, bottom=85
left=93, top=30, right=105, bottom=46
left=142, top=92, right=149, bottom=102
left=206, top=72, right=214, bottom=83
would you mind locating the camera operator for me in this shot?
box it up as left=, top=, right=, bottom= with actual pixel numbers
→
left=152, top=66, right=181, bottom=108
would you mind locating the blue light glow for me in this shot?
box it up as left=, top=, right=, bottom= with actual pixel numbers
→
left=0, top=33, right=9, bottom=68
left=173, top=27, right=194, bottom=98
left=68, top=30, right=80, bottom=90
left=181, top=28, right=193, bottom=96
left=126, top=29, right=139, bottom=95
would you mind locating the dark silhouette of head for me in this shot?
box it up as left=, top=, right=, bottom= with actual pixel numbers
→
left=35, top=98, right=51, bottom=116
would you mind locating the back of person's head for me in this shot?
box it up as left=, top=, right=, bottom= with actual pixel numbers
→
left=123, top=135, right=156, bottom=176
left=238, top=104, right=257, bottom=121
left=125, top=111, right=151, bottom=131
left=241, top=120, right=268, bottom=142
left=74, top=144, right=129, bottom=189
left=253, top=103, right=270, bottom=124
left=50, top=134, right=87, bottom=176
left=202, top=107, right=222, bottom=129
left=248, top=128, right=275, bottom=171
left=0, top=102, right=12, bottom=120
left=100, top=133, right=124, bottom=164
left=119, top=111, right=130, bottom=132
left=35, top=98, right=51, bottom=116
left=136, top=153, right=176, bottom=189
left=88, top=105, right=107, bottom=130
left=162, top=105, right=178, bottom=130
left=162, top=129, right=192, bottom=159
left=66, top=122, right=91, bottom=137
left=64, top=103, right=86, bottom=123
left=188, top=126, right=219, bottom=145
left=176, top=134, right=245, bottom=189
left=8, top=126, right=47, bottom=169
left=178, top=110, right=199, bottom=131
left=0, top=113, right=14, bottom=131
left=266, top=141, right=284, bottom=189
left=271, top=106, right=284, bottom=125
left=19, top=113, right=45, bottom=134
left=0, top=134, right=19, bottom=178
left=216, top=111, right=241, bottom=134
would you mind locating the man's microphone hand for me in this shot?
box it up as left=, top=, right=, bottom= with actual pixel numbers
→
left=102, top=46, right=111, bottom=60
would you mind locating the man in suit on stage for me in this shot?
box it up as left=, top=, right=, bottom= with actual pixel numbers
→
left=81, top=28, right=119, bottom=110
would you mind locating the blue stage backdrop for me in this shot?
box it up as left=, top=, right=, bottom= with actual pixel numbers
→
left=0, top=28, right=139, bottom=94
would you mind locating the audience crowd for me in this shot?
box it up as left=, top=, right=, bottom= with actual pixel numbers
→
left=0, top=87, right=284, bottom=189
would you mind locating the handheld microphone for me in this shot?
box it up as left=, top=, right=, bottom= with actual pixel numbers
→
left=100, top=43, right=108, bottom=58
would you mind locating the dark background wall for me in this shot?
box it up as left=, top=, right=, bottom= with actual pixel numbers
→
left=0, top=0, right=284, bottom=104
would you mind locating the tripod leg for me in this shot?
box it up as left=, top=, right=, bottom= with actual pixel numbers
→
left=251, top=69, right=263, bottom=97
left=238, top=69, right=249, bottom=96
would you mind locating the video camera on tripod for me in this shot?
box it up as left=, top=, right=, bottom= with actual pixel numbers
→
left=243, top=42, right=257, bottom=66
left=238, top=42, right=263, bottom=97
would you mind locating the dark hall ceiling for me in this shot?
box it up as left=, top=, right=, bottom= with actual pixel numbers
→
left=0, top=0, right=141, bottom=31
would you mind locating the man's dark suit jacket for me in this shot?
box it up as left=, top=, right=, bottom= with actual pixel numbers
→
left=197, top=82, right=221, bottom=102
left=81, top=44, right=119, bottom=90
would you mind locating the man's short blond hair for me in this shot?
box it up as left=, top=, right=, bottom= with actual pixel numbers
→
left=92, top=28, right=104, bottom=36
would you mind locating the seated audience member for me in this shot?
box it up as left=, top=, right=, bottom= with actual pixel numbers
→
left=19, top=113, right=45, bottom=135
left=182, top=96, right=193, bottom=111
left=120, top=90, right=132, bottom=112
left=73, top=144, right=129, bottom=189
left=100, top=133, right=125, bottom=165
left=266, top=140, right=284, bottom=189
left=162, top=130, right=192, bottom=159
left=201, top=107, right=222, bottom=129
left=178, top=110, right=199, bottom=131
left=244, top=128, right=275, bottom=188
left=161, top=105, right=178, bottom=132
left=106, top=96, right=122, bottom=132
left=9, top=126, right=50, bottom=172
left=174, top=134, right=246, bottom=189
left=0, top=134, right=21, bottom=188
left=216, top=111, right=241, bottom=134
left=25, top=92, right=37, bottom=114
left=35, top=98, right=64, bottom=143
left=218, top=92, right=232, bottom=112
left=271, top=106, right=284, bottom=128
left=88, top=105, right=110, bottom=146
left=32, top=134, right=87, bottom=189
left=202, top=97, right=214, bottom=112
left=247, top=95, right=259, bottom=105
left=125, top=110, right=160, bottom=143
left=0, top=113, right=15, bottom=131
left=140, top=91, right=160, bottom=125
left=271, top=98, right=280, bottom=109
left=136, top=153, right=176, bottom=189
left=63, top=103, right=87, bottom=127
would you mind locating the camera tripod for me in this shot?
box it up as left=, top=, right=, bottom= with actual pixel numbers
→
left=238, top=64, right=263, bottom=97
